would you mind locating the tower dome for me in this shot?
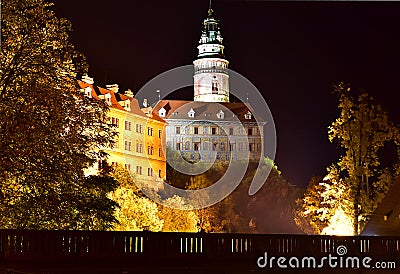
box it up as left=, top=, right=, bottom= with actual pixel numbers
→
left=193, top=5, right=229, bottom=102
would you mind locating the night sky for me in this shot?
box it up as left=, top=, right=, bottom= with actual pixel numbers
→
left=51, top=0, right=400, bottom=187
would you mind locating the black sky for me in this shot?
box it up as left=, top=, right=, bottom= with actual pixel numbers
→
left=50, top=0, right=400, bottom=187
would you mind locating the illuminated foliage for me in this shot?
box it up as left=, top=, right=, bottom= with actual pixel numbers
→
left=167, top=159, right=300, bottom=233
left=296, top=83, right=399, bottom=235
left=0, top=0, right=118, bottom=229
left=295, top=169, right=353, bottom=235
left=157, top=195, right=199, bottom=232
left=108, top=166, right=163, bottom=231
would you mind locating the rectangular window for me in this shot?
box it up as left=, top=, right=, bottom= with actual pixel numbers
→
left=158, top=130, right=162, bottom=138
left=159, top=148, right=162, bottom=157
left=125, top=121, right=132, bottom=131
left=248, top=128, right=253, bottom=136
left=230, top=143, right=235, bottom=151
left=124, top=141, right=132, bottom=151
left=125, top=164, right=131, bottom=171
left=140, top=144, right=143, bottom=153
left=176, top=143, right=181, bottom=150
left=176, top=127, right=180, bottom=134
left=249, top=144, right=254, bottom=152
left=147, top=146, right=154, bottom=155
left=147, top=127, right=153, bottom=136
left=211, top=127, right=217, bottom=135
left=148, top=168, right=154, bottom=177
left=136, top=166, right=142, bottom=175
left=212, top=143, right=217, bottom=151
left=229, top=128, right=234, bottom=135
left=111, top=117, right=119, bottom=127
left=194, top=143, right=199, bottom=151
left=257, top=143, right=261, bottom=152
left=136, top=143, right=143, bottom=153
left=194, top=127, right=199, bottom=134
left=136, top=124, right=143, bottom=133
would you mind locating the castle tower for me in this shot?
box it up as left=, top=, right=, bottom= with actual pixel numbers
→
left=193, top=5, right=229, bottom=102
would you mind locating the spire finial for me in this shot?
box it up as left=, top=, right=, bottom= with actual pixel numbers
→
left=208, top=0, right=213, bottom=17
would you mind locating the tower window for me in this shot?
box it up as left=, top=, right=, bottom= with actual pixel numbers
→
left=249, top=144, right=254, bottom=152
left=212, top=76, right=219, bottom=94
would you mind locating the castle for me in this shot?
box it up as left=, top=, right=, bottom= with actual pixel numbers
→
left=81, top=5, right=265, bottom=184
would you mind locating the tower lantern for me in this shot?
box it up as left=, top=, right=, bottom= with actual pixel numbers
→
left=193, top=5, right=229, bottom=102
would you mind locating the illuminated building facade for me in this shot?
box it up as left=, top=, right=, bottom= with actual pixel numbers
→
left=79, top=77, right=166, bottom=187
left=152, top=6, right=265, bottom=163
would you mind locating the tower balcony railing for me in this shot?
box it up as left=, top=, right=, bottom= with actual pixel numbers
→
left=194, top=67, right=228, bottom=74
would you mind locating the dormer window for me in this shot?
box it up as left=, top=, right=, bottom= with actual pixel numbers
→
left=217, top=110, right=224, bottom=119
left=188, top=108, right=195, bottom=118
left=105, top=94, right=111, bottom=105
left=158, top=107, right=166, bottom=117
left=244, top=111, right=252, bottom=120
left=99, top=93, right=112, bottom=105
left=120, top=99, right=131, bottom=111
left=173, top=111, right=179, bottom=116
left=84, top=86, right=92, bottom=98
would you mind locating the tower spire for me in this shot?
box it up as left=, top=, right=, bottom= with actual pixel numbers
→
left=193, top=4, right=230, bottom=103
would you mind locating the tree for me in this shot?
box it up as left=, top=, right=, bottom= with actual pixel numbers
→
left=295, top=170, right=353, bottom=235
left=328, top=83, right=398, bottom=234
left=296, top=83, right=399, bottom=235
left=108, top=166, right=163, bottom=231
left=157, top=195, right=199, bottom=232
left=0, top=0, right=118, bottom=229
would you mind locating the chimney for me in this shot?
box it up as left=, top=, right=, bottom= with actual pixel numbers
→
left=124, top=89, right=134, bottom=98
left=106, top=84, right=119, bottom=93
left=81, top=75, right=94, bottom=85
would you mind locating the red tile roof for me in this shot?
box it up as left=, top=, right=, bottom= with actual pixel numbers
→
left=78, top=80, right=165, bottom=123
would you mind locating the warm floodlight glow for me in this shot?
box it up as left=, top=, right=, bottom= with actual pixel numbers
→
left=322, top=208, right=354, bottom=236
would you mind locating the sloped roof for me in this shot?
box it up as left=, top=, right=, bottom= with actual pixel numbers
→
left=152, top=100, right=263, bottom=123
left=361, top=178, right=400, bottom=236
left=77, top=80, right=165, bottom=122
